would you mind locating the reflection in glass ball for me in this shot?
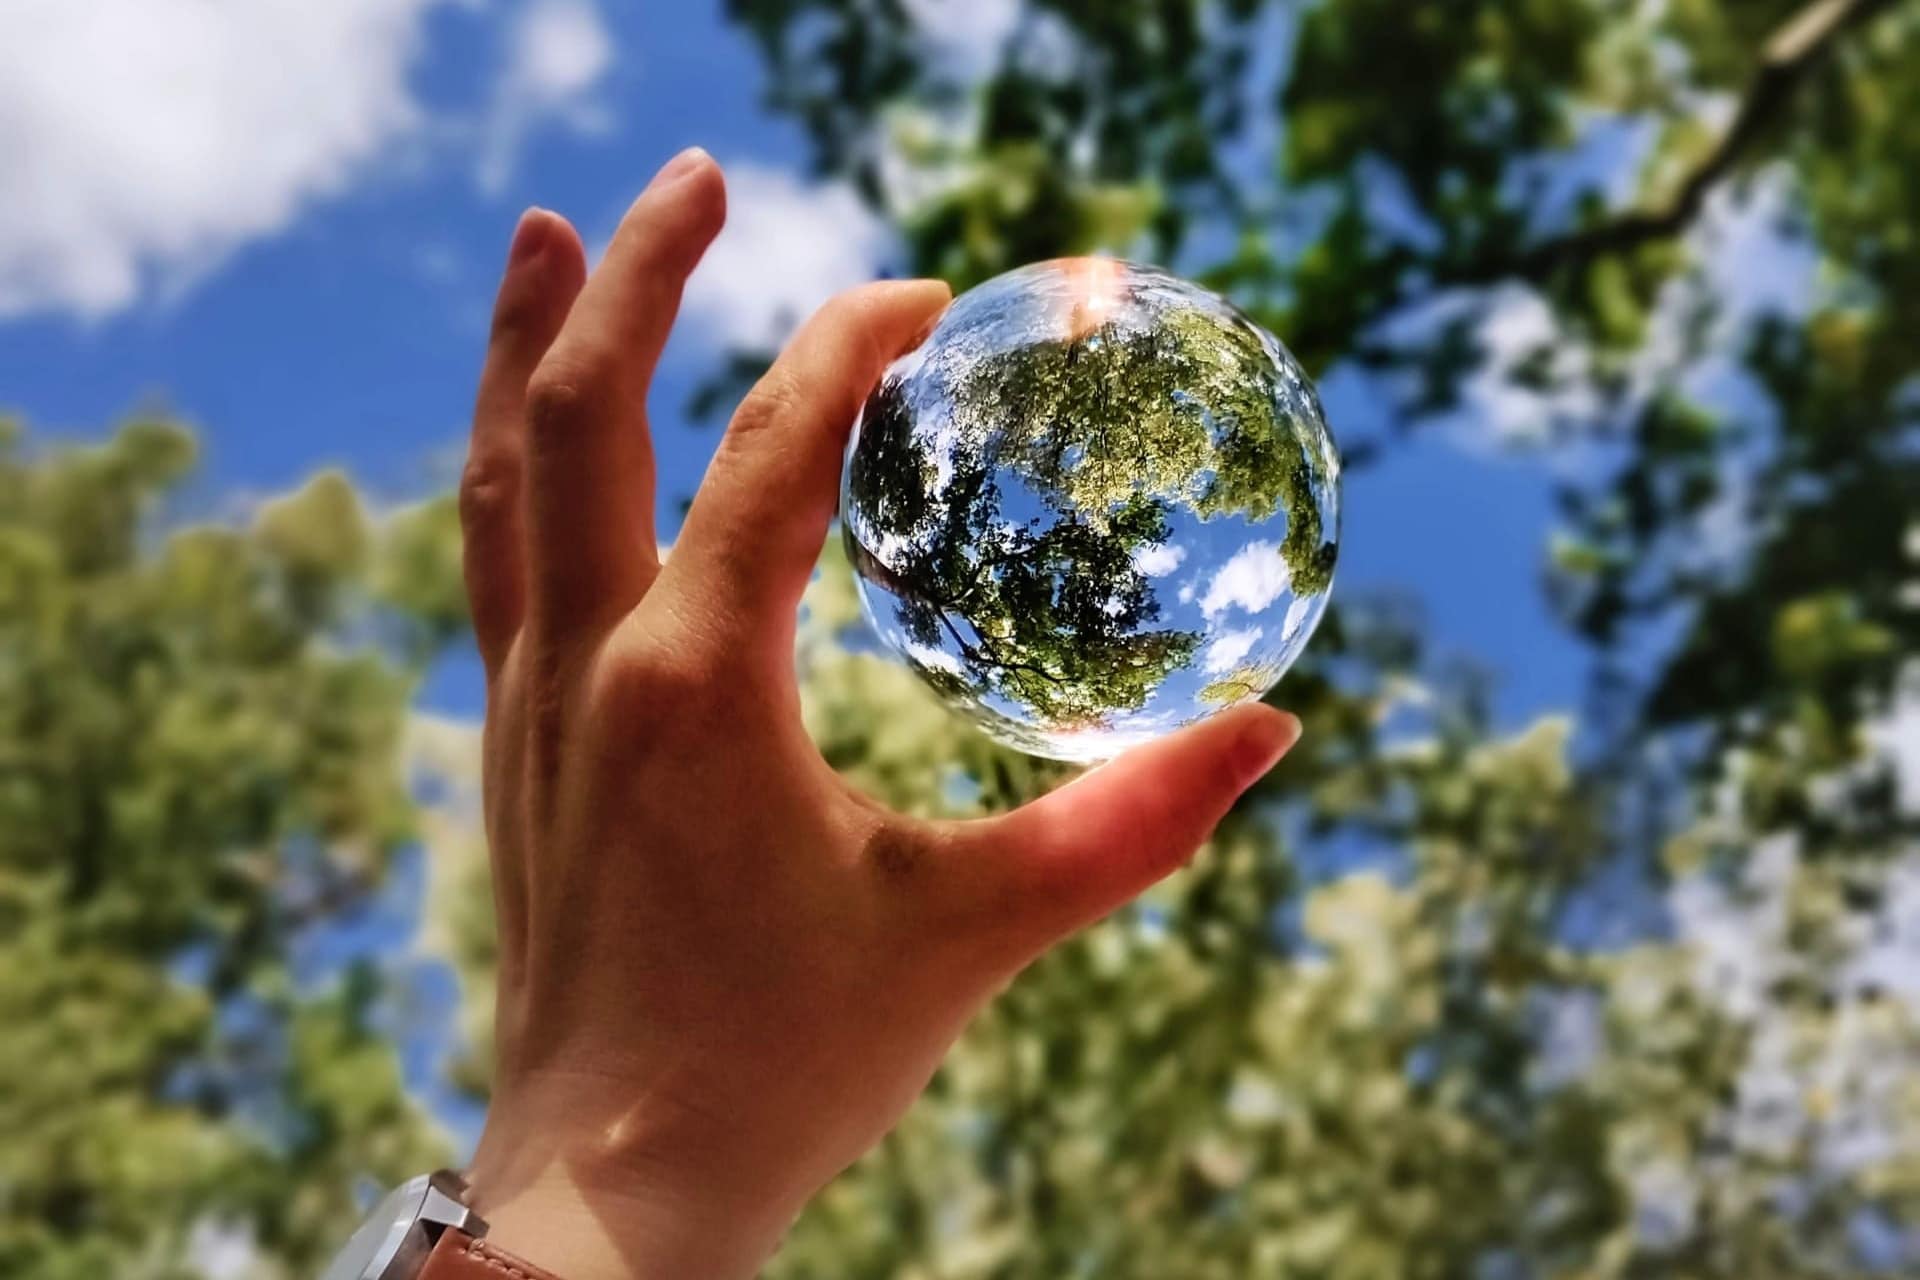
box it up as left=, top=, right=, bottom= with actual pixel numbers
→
left=840, top=258, right=1340, bottom=763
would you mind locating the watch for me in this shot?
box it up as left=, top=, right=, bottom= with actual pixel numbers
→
left=319, top=1169, right=562, bottom=1280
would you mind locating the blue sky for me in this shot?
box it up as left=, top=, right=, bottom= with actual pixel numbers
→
left=24, top=9, right=1920, bottom=1250
left=0, top=1, right=1592, bottom=733
left=0, top=1, right=1610, bottom=1167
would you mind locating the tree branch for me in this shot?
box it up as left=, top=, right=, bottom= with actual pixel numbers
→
left=845, top=533, right=1069, bottom=687
left=1460, top=0, right=1896, bottom=284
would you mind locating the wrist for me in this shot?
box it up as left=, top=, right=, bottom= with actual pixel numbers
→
left=469, top=1161, right=790, bottom=1280
left=465, top=1080, right=805, bottom=1280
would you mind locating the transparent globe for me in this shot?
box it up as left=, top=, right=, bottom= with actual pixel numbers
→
left=840, top=258, right=1340, bottom=762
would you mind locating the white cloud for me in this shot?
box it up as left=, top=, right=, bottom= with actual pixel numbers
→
left=1873, top=686, right=1920, bottom=817
left=902, top=0, right=1021, bottom=77
left=476, top=0, right=614, bottom=194
left=0, top=0, right=615, bottom=321
left=1668, top=831, right=1797, bottom=1023
left=1845, top=852, right=1920, bottom=1005
left=898, top=0, right=1077, bottom=84
left=1656, top=731, right=1920, bottom=1201
left=1131, top=542, right=1187, bottom=578
left=1201, top=627, right=1263, bottom=674
left=905, top=640, right=963, bottom=676
left=1400, top=166, right=1812, bottom=456
left=1199, top=541, right=1292, bottom=620
left=1281, top=592, right=1320, bottom=643
left=0, top=0, right=448, bottom=319
left=1694, top=168, right=1811, bottom=329
left=1454, top=284, right=1600, bottom=448
left=1628, top=1156, right=1698, bottom=1250
left=1529, top=987, right=1604, bottom=1090
left=406, top=713, right=486, bottom=964
left=682, top=163, right=893, bottom=347
left=188, top=1219, right=259, bottom=1280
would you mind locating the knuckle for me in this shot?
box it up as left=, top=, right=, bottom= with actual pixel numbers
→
left=728, top=366, right=808, bottom=441
left=458, top=452, right=522, bottom=527
left=523, top=354, right=607, bottom=443
left=634, top=650, right=717, bottom=716
left=591, top=632, right=727, bottom=725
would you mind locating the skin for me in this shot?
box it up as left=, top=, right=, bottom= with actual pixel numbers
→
left=458, top=146, right=1301, bottom=1279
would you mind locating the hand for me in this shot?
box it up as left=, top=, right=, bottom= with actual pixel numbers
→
left=457, top=147, right=1301, bottom=1279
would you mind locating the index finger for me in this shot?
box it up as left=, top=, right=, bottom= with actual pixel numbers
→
left=660, top=279, right=951, bottom=664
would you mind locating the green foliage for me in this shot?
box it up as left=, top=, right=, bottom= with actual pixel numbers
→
left=722, top=0, right=1920, bottom=1273
left=0, top=421, right=453, bottom=1278
left=13, top=1, right=1920, bottom=1276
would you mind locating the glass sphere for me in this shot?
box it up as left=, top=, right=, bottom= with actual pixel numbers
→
left=840, top=258, right=1340, bottom=762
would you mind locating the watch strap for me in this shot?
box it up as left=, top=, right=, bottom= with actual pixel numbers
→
left=419, top=1227, right=565, bottom=1280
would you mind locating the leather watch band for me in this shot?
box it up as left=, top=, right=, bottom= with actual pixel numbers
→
left=419, top=1227, right=565, bottom=1280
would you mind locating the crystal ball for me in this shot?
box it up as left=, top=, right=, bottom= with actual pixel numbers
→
left=840, top=258, right=1340, bottom=762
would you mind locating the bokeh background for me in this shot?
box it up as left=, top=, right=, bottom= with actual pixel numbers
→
left=4, top=1, right=1919, bottom=1276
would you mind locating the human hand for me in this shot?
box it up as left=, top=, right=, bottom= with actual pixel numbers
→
left=457, top=147, right=1300, bottom=1279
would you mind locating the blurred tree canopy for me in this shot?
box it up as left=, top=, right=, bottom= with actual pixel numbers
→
left=7, top=1, right=1920, bottom=1277
left=721, top=0, right=1920, bottom=1274
left=0, top=421, right=463, bottom=1279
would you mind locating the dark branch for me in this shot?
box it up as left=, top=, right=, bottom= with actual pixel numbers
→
left=845, top=534, right=1068, bottom=687
left=1456, top=0, right=1896, bottom=285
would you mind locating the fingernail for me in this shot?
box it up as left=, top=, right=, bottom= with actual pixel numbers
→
left=1234, top=709, right=1301, bottom=786
left=648, top=146, right=710, bottom=192
left=907, top=288, right=953, bottom=346
left=508, top=207, right=548, bottom=265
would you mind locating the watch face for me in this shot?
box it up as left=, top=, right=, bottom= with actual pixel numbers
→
left=319, top=1175, right=429, bottom=1280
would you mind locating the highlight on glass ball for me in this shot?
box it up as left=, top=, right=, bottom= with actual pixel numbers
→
left=840, top=257, right=1341, bottom=763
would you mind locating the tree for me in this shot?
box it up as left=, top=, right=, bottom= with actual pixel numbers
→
left=710, top=0, right=1920, bottom=1273
left=0, top=419, right=464, bottom=1279
left=14, top=2, right=1920, bottom=1276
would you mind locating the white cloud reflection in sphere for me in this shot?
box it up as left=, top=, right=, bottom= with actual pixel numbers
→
left=840, top=258, right=1340, bottom=762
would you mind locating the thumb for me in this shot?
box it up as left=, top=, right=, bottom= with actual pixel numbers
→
left=951, top=703, right=1300, bottom=962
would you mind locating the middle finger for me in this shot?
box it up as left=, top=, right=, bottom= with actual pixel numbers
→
left=521, top=148, right=726, bottom=642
